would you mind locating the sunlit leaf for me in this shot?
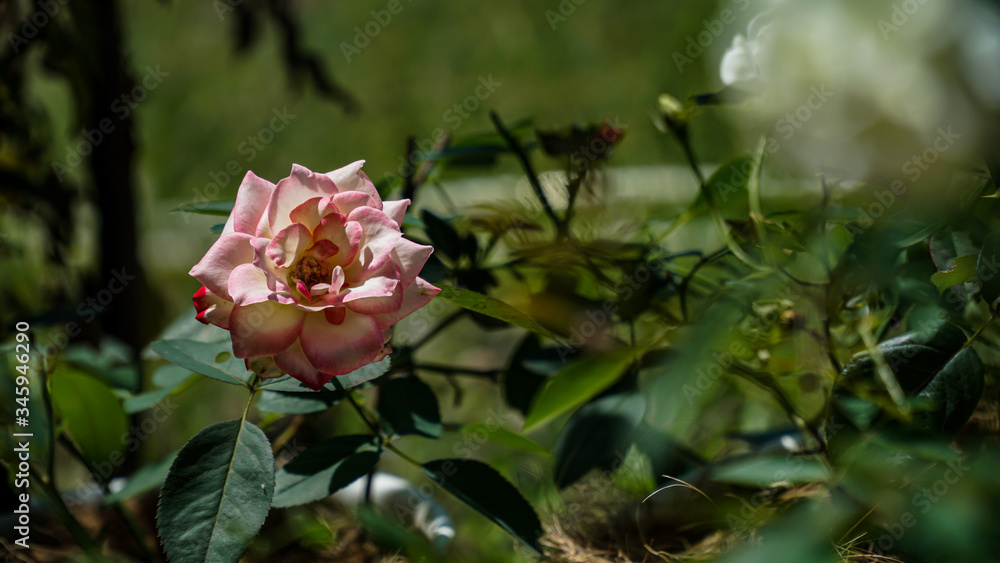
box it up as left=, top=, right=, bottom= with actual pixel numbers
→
left=930, top=254, right=977, bottom=293
left=523, top=348, right=634, bottom=431
left=435, top=286, right=561, bottom=340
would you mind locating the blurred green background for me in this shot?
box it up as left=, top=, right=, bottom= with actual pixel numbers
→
left=26, top=0, right=742, bottom=313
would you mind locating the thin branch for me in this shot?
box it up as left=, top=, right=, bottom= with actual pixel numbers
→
left=490, top=111, right=562, bottom=232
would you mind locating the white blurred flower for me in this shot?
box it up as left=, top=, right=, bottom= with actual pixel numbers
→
left=719, top=11, right=775, bottom=87
left=719, top=0, right=1000, bottom=180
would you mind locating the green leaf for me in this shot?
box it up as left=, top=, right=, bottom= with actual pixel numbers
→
left=103, top=451, right=178, bottom=504
left=50, top=367, right=129, bottom=466
left=272, top=435, right=381, bottom=508
left=977, top=229, right=1000, bottom=305
left=153, top=364, right=196, bottom=389
left=833, top=320, right=984, bottom=439
left=151, top=339, right=252, bottom=386
left=554, top=392, right=645, bottom=488
left=157, top=420, right=274, bottom=563
left=696, top=157, right=752, bottom=220
left=61, top=338, right=140, bottom=392
left=421, top=209, right=463, bottom=260
left=435, top=286, right=561, bottom=340
left=422, top=459, right=542, bottom=551
left=460, top=425, right=550, bottom=457
left=124, top=365, right=194, bottom=414
left=930, top=254, right=978, bottom=293
left=504, top=335, right=565, bottom=416
left=333, top=357, right=392, bottom=389
left=173, top=200, right=235, bottom=217
left=256, top=389, right=343, bottom=414
left=839, top=321, right=967, bottom=394
left=378, top=376, right=441, bottom=438
left=523, top=349, right=634, bottom=431
left=123, top=387, right=175, bottom=414
left=260, top=357, right=391, bottom=392
left=710, top=455, right=831, bottom=487
left=912, top=346, right=984, bottom=436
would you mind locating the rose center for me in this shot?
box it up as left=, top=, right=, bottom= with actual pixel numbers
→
left=290, top=255, right=329, bottom=289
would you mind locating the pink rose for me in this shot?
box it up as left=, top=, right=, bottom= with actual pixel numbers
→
left=190, top=161, right=440, bottom=390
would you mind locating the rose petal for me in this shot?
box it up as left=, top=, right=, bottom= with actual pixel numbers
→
left=274, top=340, right=329, bottom=390
left=288, top=197, right=325, bottom=232
left=342, top=259, right=402, bottom=315
left=314, top=213, right=362, bottom=266
left=325, top=160, right=382, bottom=209
left=269, top=164, right=339, bottom=233
left=189, top=232, right=254, bottom=300
left=266, top=223, right=312, bottom=268
left=372, top=277, right=441, bottom=329
left=381, top=199, right=410, bottom=227
left=331, top=191, right=377, bottom=217
left=347, top=206, right=402, bottom=272
left=228, top=263, right=273, bottom=306
left=307, top=239, right=339, bottom=261
left=324, top=307, right=346, bottom=324
left=193, top=286, right=234, bottom=329
left=299, top=309, right=384, bottom=375
left=391, top=238, right=434, bottom=288
left=251, top=236, right=282, bottom=292
left=230, top=172, right=276, bottom=235
left=229, top=301, right=305, bottom=358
